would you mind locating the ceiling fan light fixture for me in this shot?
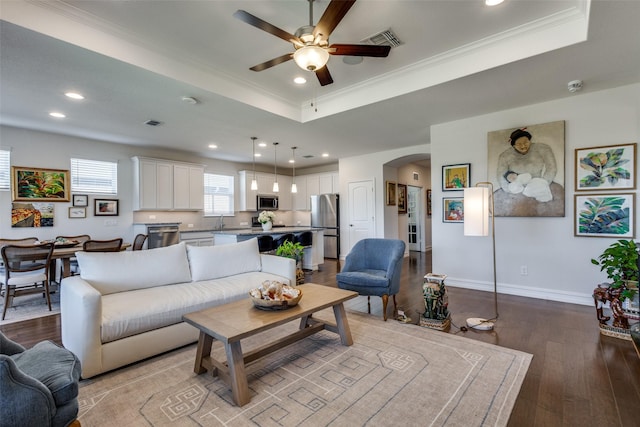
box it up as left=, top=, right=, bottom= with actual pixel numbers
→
left=293, top=45, right=329, bottom=71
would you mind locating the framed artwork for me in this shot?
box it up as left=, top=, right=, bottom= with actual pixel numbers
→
left=11, top=166, right=70, bottom=202
left=574, top=193, right=635, bottom=238
left=94, top=199, right=119, bottom=216
left=386, top=181, right=396, bottom=206
left=69, top=207, right=86, bottom=218
left=443, top=197, right=464, bottom=223
left=73, top=194, right=89, bottom=207
left=575, top=143, right=636, bottom=191
left=397, top=183, right=407, bottom=214
left=442, top=163, right=470, bottom=191
left=11, top=202, right=54, bottom=227
left=488, top=121, right=565, bottom=217
left=427, top=189, right=432, bottom=216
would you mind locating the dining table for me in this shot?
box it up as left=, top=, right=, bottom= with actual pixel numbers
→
left=52, top=242, right=131, bottom=283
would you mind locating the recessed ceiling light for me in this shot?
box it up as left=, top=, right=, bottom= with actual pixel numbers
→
left=258, top=142, right=267, bottom=148
left=255, top=153, right=262, bottom=157
left=49, top=112, right=66, bottom=118
left=65, top=92, right=84, bottom=100
left=289, top=159, right=295, bottom=163
left=322, top=153, right=329, bottom=157
left=208, top=144, right=218, bottom=149
left=294, top=77, right=307, bottom=84
left=485, top=0, right=504, bottom=6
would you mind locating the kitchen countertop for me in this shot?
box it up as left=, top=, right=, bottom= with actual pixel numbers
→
left=212, top=226, right=322, bottom=236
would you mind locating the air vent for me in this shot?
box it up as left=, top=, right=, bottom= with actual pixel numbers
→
left=144, top=119, right=163, bottom=127
left=302, top=155, right=315, bottom=159
left=361, top=28, right=402, bottom=48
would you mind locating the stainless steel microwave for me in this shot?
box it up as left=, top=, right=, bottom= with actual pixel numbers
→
left=257, top=195, right=279, bottom=210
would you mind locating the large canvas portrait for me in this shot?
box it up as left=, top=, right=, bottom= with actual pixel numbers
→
left=488, top=121, right=565, bottom=217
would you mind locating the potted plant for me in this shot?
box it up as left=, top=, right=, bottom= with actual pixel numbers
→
left=591, top=239, right=639, bottom=302
left=276, top=240, right=305, bottom=285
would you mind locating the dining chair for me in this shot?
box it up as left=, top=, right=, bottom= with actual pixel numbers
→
left=55, top=234, right=91, bottom=278
left=132, top=234, right=148, bottom=251
left=83, top=238, right=123, bottom=252
left=0, top=237, right=39, bottom=276
left=1, top=242, right=55, bottom=321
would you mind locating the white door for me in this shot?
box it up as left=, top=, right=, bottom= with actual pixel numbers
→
left=407, top=185, right=422, bottom=251
left=347, top=180, right=375, bottom=254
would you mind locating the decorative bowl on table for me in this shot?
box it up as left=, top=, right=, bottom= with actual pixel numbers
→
left=249, top=281, right=302, bottom=310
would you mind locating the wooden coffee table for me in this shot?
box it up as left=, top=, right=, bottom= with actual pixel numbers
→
left=182, top=283, right=358, bottom=406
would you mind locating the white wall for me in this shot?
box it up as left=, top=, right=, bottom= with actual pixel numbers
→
left=431, top=83, right=640, bottom=306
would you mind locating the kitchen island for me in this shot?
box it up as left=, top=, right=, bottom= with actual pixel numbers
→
left=212, top=227, right=325, bottom=271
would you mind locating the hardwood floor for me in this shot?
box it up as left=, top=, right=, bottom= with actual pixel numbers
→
left=2, top=251, right=638, bottom=426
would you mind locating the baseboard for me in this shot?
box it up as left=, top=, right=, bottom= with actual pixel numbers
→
left=445, top=278, right=593, bottom=306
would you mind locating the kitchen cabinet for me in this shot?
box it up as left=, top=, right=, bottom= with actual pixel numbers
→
left=132, top=157, right=204, bottom=211
left=319, top=174, right=333, bottom=194
left=306, top=175, right=320, bottom=199
left=180, top=231, right=214, bottom=247
left=292, top=176, right=308, bottom=211
left=238, top=171, right=292, bottom=211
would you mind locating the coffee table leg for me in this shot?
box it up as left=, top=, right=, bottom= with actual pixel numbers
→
left=225, top=341, right=250, bottom=406
left=333, top=303, right=353, bottom=346
left=194, top=332, right=213, bottom=374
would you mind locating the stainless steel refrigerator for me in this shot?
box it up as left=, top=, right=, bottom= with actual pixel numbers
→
left=311, top=194, right=340, bottom=259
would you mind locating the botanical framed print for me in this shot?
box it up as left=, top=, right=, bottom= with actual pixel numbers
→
left=386, top=181, right=396, bottom=206
left=443, top=197, right=464, bottom=223
left=11, top=166, right=70, bottom=202
left=575, top=143, right=636, bottom=191
left=94, top=199, right=119, bottom=216
left=73, top=194, right=89, bottom=207
left=11, top=202, right=54, bottom=227
left=69, top=207, right=86, bottom=218
left=427, top=189, right=432, bottom=216
left=574, top=193, right=635, bottom=238
left=442, top=163, right=470, bottom=191
left=397, top=183, right=407, bottom=214
left=488, top=121, right=565, bottom=217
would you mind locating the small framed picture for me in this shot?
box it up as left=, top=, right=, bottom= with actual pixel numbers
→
left=574, top=193, right=635, bottom=238
left=72, top=194, right=88, bottom=207
left=386, top=181, right=396, bottom=206
left=575, top=143, right=636, bottom=191
left=68, top=207, right=86, bottom=218
left=94, top=199, right=119, bottom=216
left=443, top=197, right=464, bottom=223
left=397, top=183, right=407, bottom=214
left=442, top=163, right=470, bottom=191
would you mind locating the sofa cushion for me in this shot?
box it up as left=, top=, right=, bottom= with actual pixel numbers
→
left=187, top=238, right=262, bottom=282
left=11, top=341, right=81, bottom=406
left=76, top=242, right=192, bottom=295
left=100, top=271, right=287, bottom=343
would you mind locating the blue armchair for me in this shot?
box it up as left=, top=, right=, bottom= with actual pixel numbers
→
left=0, top=332, right=81, bottom=427
left=336, top=238, right=405, bottom=321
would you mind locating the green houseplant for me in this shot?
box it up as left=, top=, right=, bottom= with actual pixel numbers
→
left=591, top=239, right=639, bottom=302
left=276, top=240, right=305, bottom=285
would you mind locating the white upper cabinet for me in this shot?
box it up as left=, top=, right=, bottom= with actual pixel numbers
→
left=132, top=157, right=204, bottom=211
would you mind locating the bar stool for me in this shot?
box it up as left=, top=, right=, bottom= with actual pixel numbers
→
left=256, top=235, right=274, bottom=253
left=274, top=234, right=295, bottom=250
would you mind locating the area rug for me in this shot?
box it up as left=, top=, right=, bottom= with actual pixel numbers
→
left=0, top=290, right=60, bottom=325
left=77, top=311, right=532, bottom=427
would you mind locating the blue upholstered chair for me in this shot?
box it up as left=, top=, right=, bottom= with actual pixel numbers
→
left=336, top=238, right=405, bottom=321
left=0, top=332, right=82, bottom=427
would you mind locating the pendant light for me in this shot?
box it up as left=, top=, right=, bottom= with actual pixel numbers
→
left=250, top=137, right=258, bottom=191
left=272, top=142, right=279, bottom=193
left=291, top=146, right=298, bottom=193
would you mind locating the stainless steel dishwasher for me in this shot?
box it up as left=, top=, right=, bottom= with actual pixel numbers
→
left=146, top=225, right=180, bottom=249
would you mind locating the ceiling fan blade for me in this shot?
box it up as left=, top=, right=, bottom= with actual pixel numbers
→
left=314, top=0, right=356, bottom=39
left=315, top=66, right=334, bottom=86
left=329, top=44, right=391, bottom=57
left=250, top=53, right=293, bottom=72
left=233, top=10, right=299, bottom=44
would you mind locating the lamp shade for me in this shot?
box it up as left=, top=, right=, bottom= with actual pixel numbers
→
left=293, top=45, right=330, bottom=71
left=464, top=187, right=490, bottom=236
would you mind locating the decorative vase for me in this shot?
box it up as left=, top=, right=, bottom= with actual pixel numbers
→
left=262, top=221, right=272, bottom=231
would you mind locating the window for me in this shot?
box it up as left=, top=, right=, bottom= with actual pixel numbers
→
left=0, top=150, right=9, bottom=190
left=204, top=173, right=234, bottom=216
left=70, top=158, right=118, bottom=194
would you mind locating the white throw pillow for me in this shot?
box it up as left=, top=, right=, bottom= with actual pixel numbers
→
left=76, top=242, right=192, bottom=295
left=187, top=238, right=262, bottom=282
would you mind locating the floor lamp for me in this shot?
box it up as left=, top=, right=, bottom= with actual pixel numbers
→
left=463, top=182, right=499, bottom=330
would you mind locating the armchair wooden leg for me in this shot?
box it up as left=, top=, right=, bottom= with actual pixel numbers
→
left=381, top=295, right=389, bottom=321
left=367, top=296, right=371, bottom=314
left=69, top=420, right=82, bottom=427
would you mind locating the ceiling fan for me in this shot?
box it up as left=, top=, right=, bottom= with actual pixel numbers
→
left=233, top=0, right=391, bottom=86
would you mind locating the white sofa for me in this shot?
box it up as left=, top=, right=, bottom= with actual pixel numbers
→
left=60, top=239, right=295, bottom=378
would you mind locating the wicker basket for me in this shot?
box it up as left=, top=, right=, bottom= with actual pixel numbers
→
left=250, top=286, right=302, bottom=310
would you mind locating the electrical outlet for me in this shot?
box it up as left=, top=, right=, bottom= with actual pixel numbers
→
left=187, top=223, right=194, bottom=228
left=149, top=214, right=156, bottom=220
left=520, top=265, right=528, bottom=276
left=104, top=219, right=118, bottom=226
